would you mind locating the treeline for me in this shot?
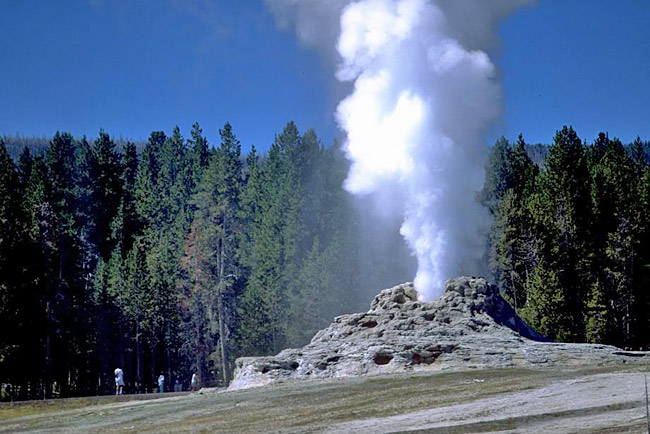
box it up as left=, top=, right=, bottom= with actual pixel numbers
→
left=0, top=122, right=412, bottom=401
left=1, top=134, right=146, bottom=161
left=483, top=126, right=650, bottom=347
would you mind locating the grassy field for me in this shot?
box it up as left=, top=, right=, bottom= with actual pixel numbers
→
left=1, top=365, right=648, bottom=433
left=0, top=391, right=190, bottom=420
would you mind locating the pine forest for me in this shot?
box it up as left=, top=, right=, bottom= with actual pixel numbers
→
left=1, top=122, right=650, bottom=401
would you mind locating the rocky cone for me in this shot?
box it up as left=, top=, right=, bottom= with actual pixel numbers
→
left=229, top=277, right=648, bottom=390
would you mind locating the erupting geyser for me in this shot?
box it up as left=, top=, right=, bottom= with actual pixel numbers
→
left=266, top=0, right=531, bottom=300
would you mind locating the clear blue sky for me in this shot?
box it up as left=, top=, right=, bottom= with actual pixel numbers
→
left=1, top=0, right=649, bottom=151
left=498, top=0, right=650, bottom=145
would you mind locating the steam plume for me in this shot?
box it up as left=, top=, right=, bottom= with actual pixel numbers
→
left=266, top=0, right=530, bottom=300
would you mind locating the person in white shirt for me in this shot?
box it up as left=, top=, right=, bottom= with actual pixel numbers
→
left=158, top=373, right=165, bottom=393
left=191, top=373, right=198, bottom=391
left=114, top=368, right=125, bottom=395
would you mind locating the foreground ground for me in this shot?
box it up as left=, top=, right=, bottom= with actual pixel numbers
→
left=1, top=365, right=649, bottom=433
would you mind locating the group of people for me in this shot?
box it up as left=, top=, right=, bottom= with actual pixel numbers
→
left=113, top=368, right=199, bottom=395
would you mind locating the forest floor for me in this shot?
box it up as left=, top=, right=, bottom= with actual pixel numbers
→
left=1, top=365, right=649, bottom=433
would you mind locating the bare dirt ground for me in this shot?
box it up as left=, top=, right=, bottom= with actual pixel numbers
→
left=2, top=365, right=649, bottom=433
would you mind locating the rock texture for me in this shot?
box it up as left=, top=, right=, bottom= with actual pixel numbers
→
left=230, top=277, right=648, bottom=390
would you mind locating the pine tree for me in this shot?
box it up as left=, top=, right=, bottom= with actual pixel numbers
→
left=121, top=240, right=152, bottom=392
left=526, top=126, right=592, bottom=341
left=44, top=131, right=88, bottom=397
left=635, top=167, right=650, bottom=346
left=17, top=147, right=33, bottom=187
left=238, top=146, right=262, bottom=273
left=179, top=222, right=214, bottom=386
left=187, top=122, right=210, bottom=188
left=0, top=139, right=22, bottom=393
left=590, top=131, right=610, bottom=164
left=492, top=191, right=528, bottom=309
left=585, top=277, right=611, bottom=343
left=489, top=135, right=538, bottom=309
left=286, top=235, right=350, bottom=347
left=185, top=122, right=243, bottom=384
left=239, top=122, right=302, bottom=355
left=120, top=142, right=139, bottom=255
left=480, top=136, right=512, bottom=215
left=12, top=153, right=49, bottom=398
left=588, top=136, right=637, bottom=345
left=135, top=131, right=166, bottom=234
left=521, top=260, right=571, bottom=341
left=0, top=139, right=17, bottom=269
left=630, top=136, right=646, bottom=173
left=90, top=130, right=123, bottom=260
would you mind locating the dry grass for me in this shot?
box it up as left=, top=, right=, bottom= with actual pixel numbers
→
left=0, top=392, right=188, bottom=420
left=0, top=365, right=646, bottom=433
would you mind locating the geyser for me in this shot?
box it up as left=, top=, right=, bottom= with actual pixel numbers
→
left=266, top=0, right=530, bottom=300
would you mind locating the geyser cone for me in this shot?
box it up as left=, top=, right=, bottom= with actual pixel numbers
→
left=230, top=276, right=648, bottom=390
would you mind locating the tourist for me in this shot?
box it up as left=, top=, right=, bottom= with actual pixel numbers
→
left=114, top=367, right=125, bottom=395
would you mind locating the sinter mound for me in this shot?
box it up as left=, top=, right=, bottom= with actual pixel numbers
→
left=230, top=276, right=648, bottom=390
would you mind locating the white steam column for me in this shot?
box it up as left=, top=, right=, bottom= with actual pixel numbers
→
left=266, top=0, right=530, bottom=300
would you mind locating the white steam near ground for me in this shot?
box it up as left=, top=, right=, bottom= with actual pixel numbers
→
left=266, top=0, right=531, bottom=300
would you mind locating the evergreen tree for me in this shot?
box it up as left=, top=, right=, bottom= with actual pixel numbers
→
left=526, top=126, right=592, bottom=341
left=480, top=136, right=512, bottom=215
left=630, top=136, right=646, bottom=172
left=588, top=136, right=637, bottom=345
left=121, top=240, right=152, bottom=392
left=489, top=135, right=538, bottom=309
left=634, top=166, right=650, bottom=346
left=520, top=260, right=570, bottom=340
left=90, top=130, right=123, bottom=260
left=238, top=146, right=262, bottom=273
left=135, top=131, right=166, bottom=234
left=120, top=142, right=139, bottom=255
left=44, top=132, right=88, bottom=397
left=0, top=139, right=22, bottom=392
left=187, top=122, right=210, bottom=188
left=590, top=131, right=610, bottom=164
left=17, top=146, right=33, bottom=187
left=239, top=122, right=302, bottom=355
left=185, top=122, right=243, bottom=384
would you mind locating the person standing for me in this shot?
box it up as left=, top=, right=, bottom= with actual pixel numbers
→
left=191, top=373, right=198, bottom=392
left=157, top=372, right=165, bottom=393
left=114, top=368, right=125, bottom=395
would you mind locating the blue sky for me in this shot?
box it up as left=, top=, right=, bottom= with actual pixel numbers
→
left=498, top=0, right=650, bottom=145
left=1, top=0, right=649, bottom=151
